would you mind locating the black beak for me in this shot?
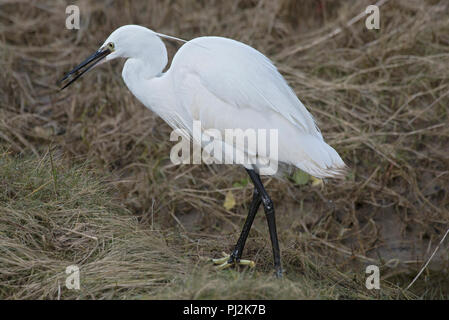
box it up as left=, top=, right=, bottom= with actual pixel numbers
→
left=59, top=47, right=111, bottom=90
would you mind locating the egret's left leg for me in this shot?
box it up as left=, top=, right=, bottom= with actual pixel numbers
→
left=229, top=187, right=261, bottom=262
left=212, top=179, right=261, bottom=270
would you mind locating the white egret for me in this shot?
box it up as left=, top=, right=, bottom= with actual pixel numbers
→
left=60, top=25, right=346, bottom=277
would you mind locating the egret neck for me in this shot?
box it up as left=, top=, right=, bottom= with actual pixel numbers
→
left=121, top=34, right=169, bottom=114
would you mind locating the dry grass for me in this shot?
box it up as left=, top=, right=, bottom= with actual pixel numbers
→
left=0, top=0, right=448, bottom=299
left=0, top=150, right=407, bottom=299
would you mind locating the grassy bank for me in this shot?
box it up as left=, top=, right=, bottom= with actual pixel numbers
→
left=0, top=0, right=448, bottom=299
left=0, top=150, right=409, bottom=299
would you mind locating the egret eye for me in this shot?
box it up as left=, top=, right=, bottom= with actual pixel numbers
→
left=107, top=42, right=115, bottom=51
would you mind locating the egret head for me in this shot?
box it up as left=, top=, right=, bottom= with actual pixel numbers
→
left=59, top=25, right=167, bottom=90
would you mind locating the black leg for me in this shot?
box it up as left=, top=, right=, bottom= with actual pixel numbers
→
left=246, top=169, right=283, bottom=278
left=228, top=187, right=261, bottom=263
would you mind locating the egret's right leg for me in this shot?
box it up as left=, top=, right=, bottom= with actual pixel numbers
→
left=246, top=169, right=283, bottom=278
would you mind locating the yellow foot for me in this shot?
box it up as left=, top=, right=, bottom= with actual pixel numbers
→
left=211, top=252, right=255, bottom=270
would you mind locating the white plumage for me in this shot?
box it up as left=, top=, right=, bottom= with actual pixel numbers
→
left=99, top=25, right=346, bottom=178
left=61, top=24, right=347, bottom=277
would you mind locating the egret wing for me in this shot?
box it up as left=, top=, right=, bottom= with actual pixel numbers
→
left=171, top=37, right=323, bottom=140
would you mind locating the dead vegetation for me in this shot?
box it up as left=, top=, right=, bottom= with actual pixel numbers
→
left=0, top=0, right=448, bottom=299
